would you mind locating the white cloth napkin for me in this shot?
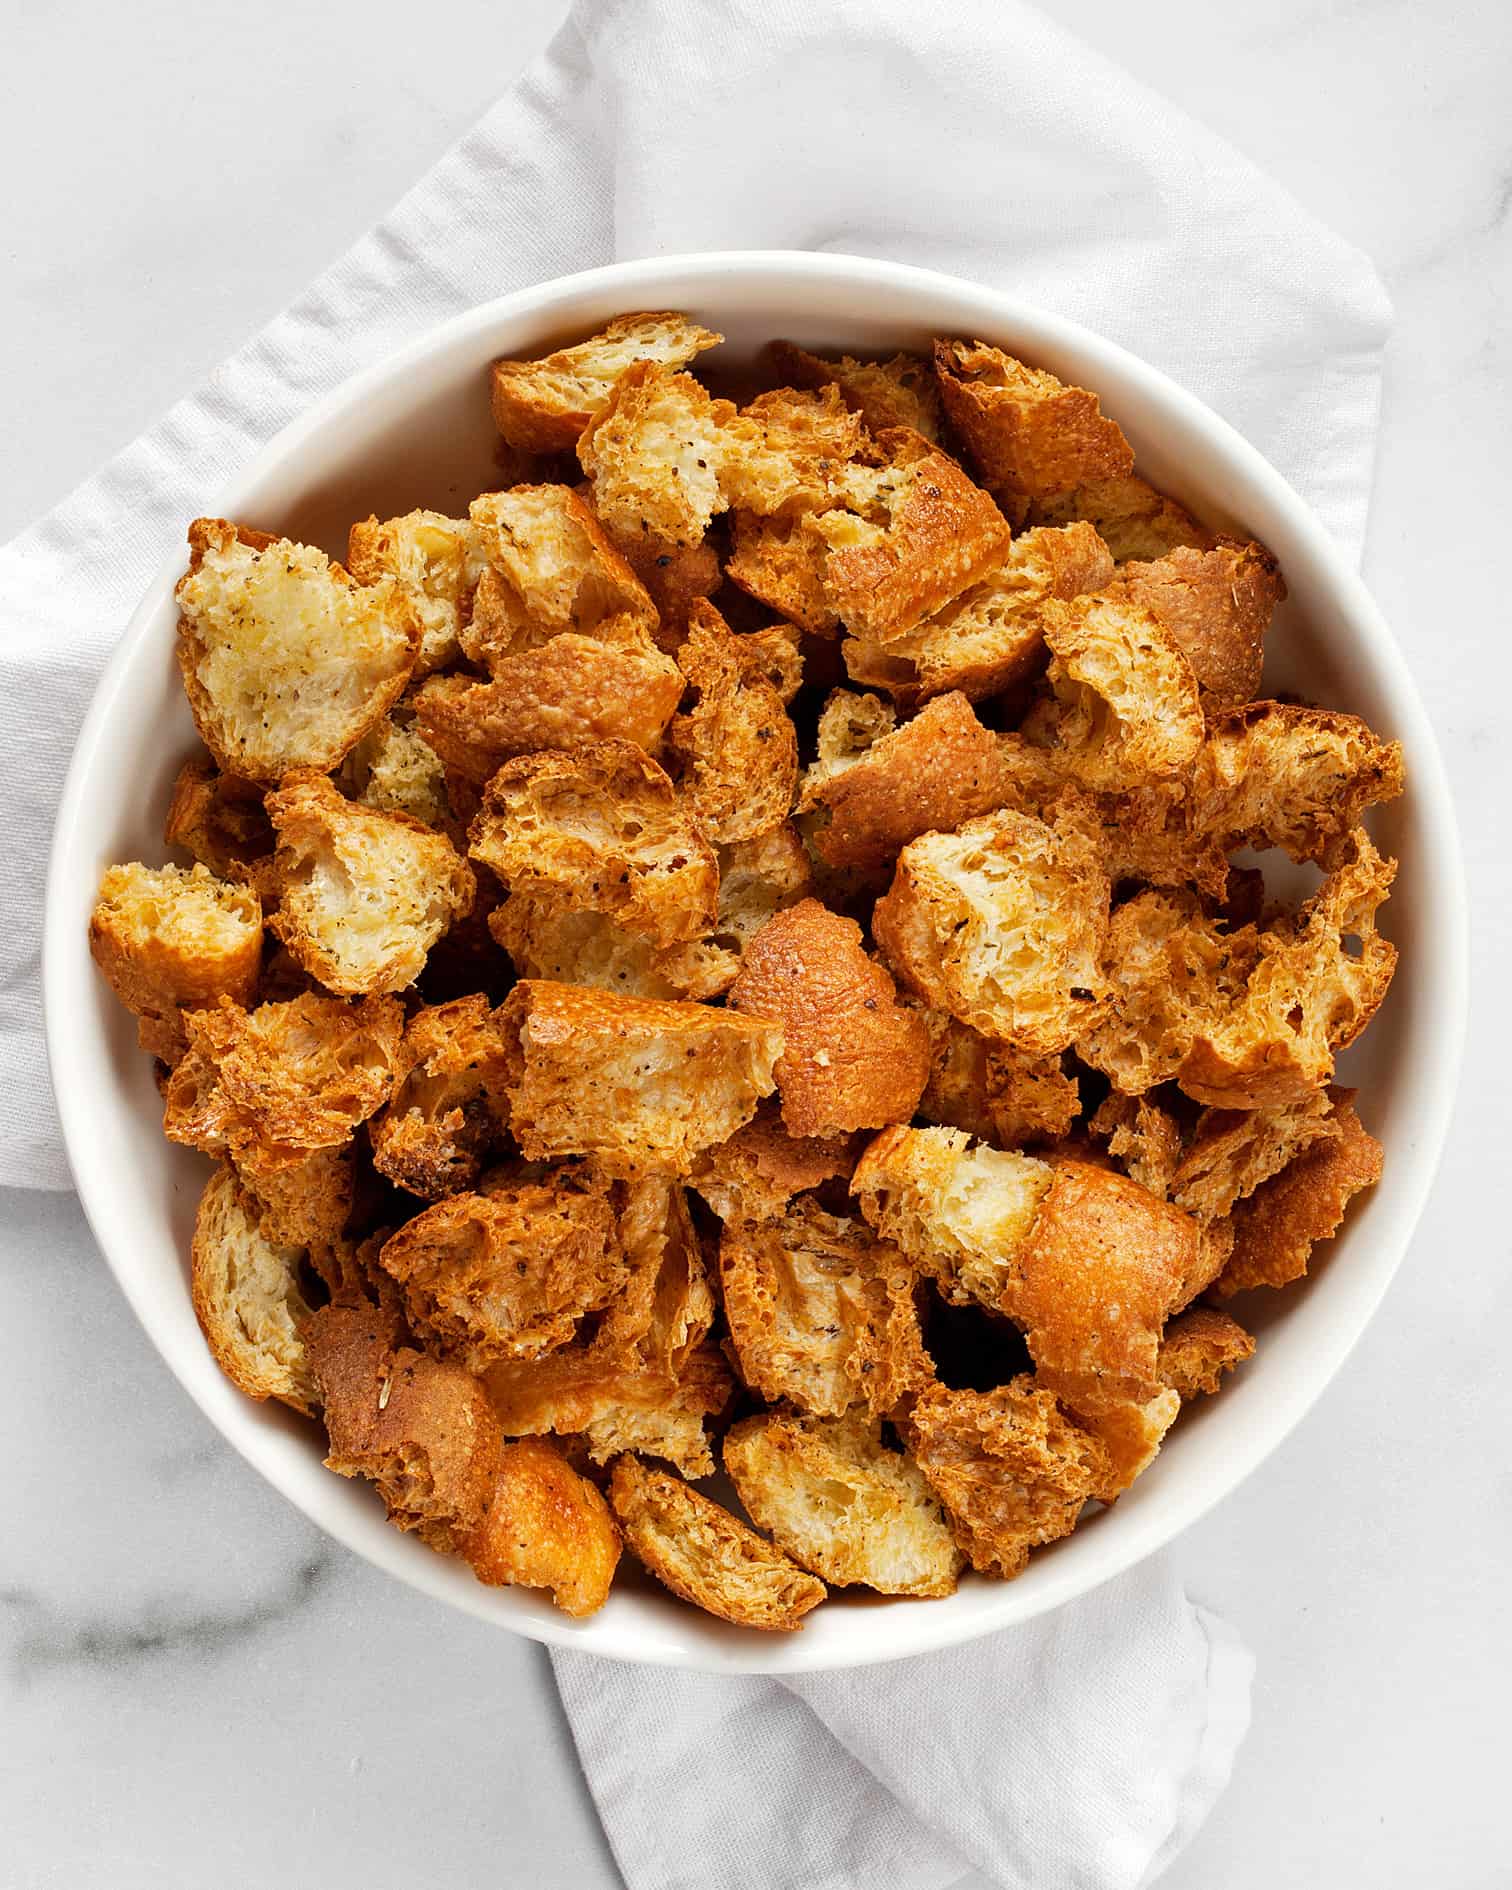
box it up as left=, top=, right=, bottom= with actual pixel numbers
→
left=0, top=0, right=1393, bottom=1880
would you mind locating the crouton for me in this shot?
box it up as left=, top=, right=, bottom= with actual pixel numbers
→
left=491, top=312, right=723, bottom=453
left=799, top=692, right=1013, bottom=871
left=307, top=1299, right=501, bottom=1552
left=468, top=741, right=717, bottom=948
left=241, top=1142, right=354, bottom=1250
left=593, top=1177, right=715, bottom=1377
left=190, top=1163, right=318, bottom=1415
left=1074, top=779, right=1232, bottom=901
left=175, top=519, right=419, bottom=785
left=264, top=772, right=475, bottom=996
left=498, top=980, right=781, bottom=1177
left=769, top=342, right=945, bottom=441
left=933, top=340, right=1134, bottom=514
left=346, top=508, right=485, bottom=674
left=90, top=860, right=262, bottom=1063
left=720, top=1197, right=930, bottom=1417
left=916, top=1012, right=1081, bottom=1148
left=728, top=899, right=930, bottom=1137
left=370, top=996, right=511, bottom=1199
left=873, top=806, right=1110, bottom=1056
left=665, top=602, right=800, bottom=846
left=620, top=534, right=723, bottom=651
left=711, top=823, right=814, bottom=953
left=1213, top=1092, right=1383, bottom=1297
left=1157, top=1308, right=1255, bottom=1398
left=577, top=363, right=736, bottom=551
left=1087, top=1093, right=1183, bottom=1199
left=609, top=1455, right=826, bottom=1631
left=1117, top=541, right=1284, bottom=710
left=461, top=1438, right=621, bottom=1617
left=1027, top=475, right=1215, bottom=564
left=689, top=1103, right=855, bottom=1224
left=339, top=715, right=454, bottom=834
left=718, top=384, right=869, bottom=515
left=1168, top=1090, right=1341, bottom=1223
left=163, top=755, right=275, bottom=882
left=725, top=510, right=841, bottom=635
left=851, top=1124, right=1053, bottom=1312
left=724, top=1410, right=963, bottom=1596
left=904, top=1379, right=1109, bottom=1579
left=488, top=896, right=739, bottom=1003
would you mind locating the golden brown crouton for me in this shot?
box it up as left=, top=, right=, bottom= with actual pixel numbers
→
left=933, top=340, right=1134, bottom=513
left=728, top=899, right=930, bottom=1138
left=719, top=384, right=869, bottom=517
left=190, top=1163, right=318, bottom=1415
left=1087, top=1093, right=1184, bottom=1199
left=1027, top=475, right=1215, bottom=564
left=725, top=510, right=841, bottom=635
left=498, top=980, right=782, bottom=1177
left=1168, top=1090, right=1342, bottom=1224
left=621, top=534, right=723, bottom=651
left=904, top=1379, right=1109, bottom=1579
left=241, top=1142, right=354, bottom=1250
left=851, top=1124, right=1054, bottom=1311
left=916, top=1012, right=1081, bottom=1149
left=264, top=772, right=475, bottom=996
left=175, top=519, right=419, bottom=785
left=491, top=312, right=723, bottom=453
left=1072, top=1387, right=1182, bottom=1500
left=346, top=508, right=485, bottom=675
left=609, top=1455, right=826, bottom=1631
left=488, top=896, right=739, bottom=1003
left=578, top=363, right=736, bottom=551
left=873, top=806, right=1111, bottom=1056
left=370, top=996, right=511, bottom=1200
left=769, top=342, right=945, bottom=441
left=711, top=823, right=815, bottom=954
left=339, top=715, right=454, bottom=834
left=307, top=1299, right=502, bottom=1552
left=593, top=1177, right=715, bottom=1378
left=468, top=741, right=718, bottom=948
left=689, top=1103, right=855, bottom=1224
left=163, top=755, right=275, bottom=882
left=89, top=860, right=262, bottom=1063
left=461, top=1438, right=621, bottom=1617
left=721, top=1196, right=930, bottom=1418
left=1117, top=541, right=1284, bottom=710
left=1213, top=1093, right=1383, bottom=1297
left=1157, top=1308, right=1255, bottom=1398
left=724, top=1410, right=964, bottom=1596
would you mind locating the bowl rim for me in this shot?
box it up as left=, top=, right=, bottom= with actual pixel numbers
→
left=44, top=248, right=1469, bottom=1671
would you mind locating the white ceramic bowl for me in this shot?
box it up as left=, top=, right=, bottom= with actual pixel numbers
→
left=44, top=251, right=1467, bottom=1672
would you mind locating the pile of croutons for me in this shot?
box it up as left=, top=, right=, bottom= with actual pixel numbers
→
left=88, top=313, right=1404, bottom=1631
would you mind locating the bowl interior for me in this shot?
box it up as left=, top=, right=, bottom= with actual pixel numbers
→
left=45, top=253, right=1465, bottom=1672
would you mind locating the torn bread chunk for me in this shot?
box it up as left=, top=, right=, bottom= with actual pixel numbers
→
left=1070, top=1386, right=1182, bottom=1501
left=346, top=508, right=485, bottom=675
left=490, top=896, right=738, bottom=1002
left=724, top=1410, right=963, bottom=1596
left=491, top=312, right=723, bottom=453
left=609, top=1455, right=826, bottom=1632
left=873, top=805, right=1111, bottom=1056
left=592, top=1177, right=714, bottom=1378
left=90, top=860, right=262, bottom=1063
left=666, top=603, right=801, bottom=845
left=1157, top=1308, right=1255, bottom=1399
left=719, top=1197, right=930, bottom=1418
left=916, top=1012, right=1081, bottom=1149
left=163, top=755, right=274, bottom=882
left=725, top=510, right=841, bottom=635
left=189, top=1163, right=318, bottom=1415
left=240, top=1142, right=354, bottom=1251
left=769, top=342, right=945, bottom=441
left=498, top=980, right=782, bottom=1177
left=712, top=822, right=814, bottom=955
left=265, top=771, right=475, bottom=995
left=1168, top=1090, right=1342, bottom=1224
left=689, top=1103, right=855, bottom=1224
left=720, top=384, right=870, bottom=517
left=175, top=519, right=419, bottom=785
left=370, top=995, right=511, bottom=1199
left=1117, top=540, right=1284, bottom=710
left=728, top=898, right=930, bottom=1137
left=339, top=715, right=454, bottom=834
left=460, top=1438, right=621, bottom=1618
left=1087, top=1093, right=1184, bottom=1199
left=578, top=362, right=736, bottom=551
left=622, top=534, right=723, bottom=652
left=1027, top=475, right=1215, bottom=564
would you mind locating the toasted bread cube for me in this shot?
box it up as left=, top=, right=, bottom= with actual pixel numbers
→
left=806, top=428, right=1012, bottom=642
left=468, top=741, right=717, bottom=948
left=725, top=511, right=841, bottom=635
left=190, top=1163, right=318, bottom=1415
left=769, top=342, right=945, bottom=441
left=724, top=1410, right=963, bottom=1596
left=1157, top=1308, right=1255, bottom=1398
left=665, top=603, right=800, bottom=846
left=933, top=340, right=1134, bottom=512
left=904, top=1379, right=1109, bottom=1579
left=1087, top=1093, right=1184, bottom=1199
left=577, top=362, right=736, bottom=551
left=175, top=520, right=419, bottom=785
left=488, top=895, right=738, bottom=1002
left=916, top=1012, right=1080, bottom=1149
left=1213, top=1092, right=1382, bottom=1296
left=720, top=384, right=870, bottom=517
left=1028, top=475, right=1215, bottom=564
left=241, top=1142, right=354, bottom=1250
left=377, top=1174, right=623, bottom=1369
left=411, top=636, right=684, bottom=783
left=851, top=1124, right=1053, bottom=1311
left=370, top=996, right=511, bottom=1199
left=874, top=806, right=1110, bottom=1056
left=461, top=1439, right=621, bottom=1617
left=491, top=312, right=723, bottom=453
left=728, top=899, right=930, bottom=1137
left=719, top=1198, right=930, bottom=1418
left=346, top=508, right=485, bottom=675
left=689, top=1103, right=855, bottom=1224
left=90, top=860, right=263, bottom=1063
left=1069, top=1386, right=1182, bottom=1501
left=498, top=980, right=781, bottom=1177
left=609, top=1455, right=826, bottom=1631
left=1116, top=541, right=1284, bottom=709
left=339, top=715, right=454, bottom=834
left=1168, top=1090, right=1341, bottom=1224
left=621, top=533, right=723, bottom=652
left=712, top=823, right=814, bottom=954
left=164, top=754, right=275, bottom=881
left=307, top=1299, right=502, bottom=1552
left=593, top=1177, right=714, bottom=1377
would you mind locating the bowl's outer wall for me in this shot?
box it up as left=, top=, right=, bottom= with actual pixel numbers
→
left=45, top=253, right=1467, bottom=1672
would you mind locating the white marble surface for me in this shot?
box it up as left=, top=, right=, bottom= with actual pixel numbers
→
left=3, top=2, right=1509, bottom=1886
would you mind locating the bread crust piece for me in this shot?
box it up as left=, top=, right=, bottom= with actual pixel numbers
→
left=377, top=1174, right=623, bottom=1370
left=264, top=771, right=475, bottom=996
left=498, top=980, right=782, bottom=1178
left=370, top=996, right=511, bottom=1200
left=1168, top=1090, right=1341, bottom=1224
left=724, top=1410, right=964, bottom=1596
left=190, top=1163, right=318, bottom=1415
left=593, top=1176, right=715, bottom=1377
left=712, top=823, right=814, bottom=954
left=175, top=519, right=419, bottom=785
left=346, top=508, right=486, bottom=675
left=725, top=510, right=841, bottom=635
left=903, top=1379, right=1110, bottom=1579
left=769, top=342, right=945, bottom=442
left=1086, top=1093, right=1184, bottom=1199
left=1116, top=540, right=1284, bottom=710
left=1027, top=475, right=1215, bottom=564
left=916, top=1011, right=1080, bottom=1148
left=468, top=740, right=718, bottom=948
left=488, top=896, right=739, bottom=1003
left=873, top=805, right=1111, bottom=1056
left=1157, top=1308, right=1255, bottom=1398
left=491, top=312, right=723, bottom=453
left=719, top=1197, right=931, bottom=1418
left=1213, top=1091, right=1382, bottom=1297
left=621, top=534, right=723, bottom=653
left=933, top=340, right=1135, bottom=513
left=460, top=1438, right=621, bottom=1617
left=609, top=1455, right=826, bottom=1631
left=89, top=860, right=263, bottom=1063
left=164, top=755, right=275, bottom=882
left=306, top=1299, right=502, bottom=1552
left=689, top=1103, right=855, bottom=1224
left=728, top=899, right=930, bottom=1137
left=578, top=362, right=737, bottom=551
